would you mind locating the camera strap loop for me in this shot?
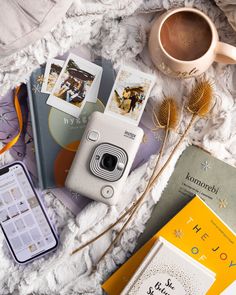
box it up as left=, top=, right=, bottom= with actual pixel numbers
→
left=0, top=86, right=23, bottom=155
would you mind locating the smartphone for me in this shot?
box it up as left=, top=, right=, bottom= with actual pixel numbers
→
left=0, top=162, right=58, bottom=264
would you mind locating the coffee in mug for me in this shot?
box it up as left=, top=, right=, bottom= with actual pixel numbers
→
left=149, top=8, right=236, bottom=78
left=160, top=11, right=212, bottom=61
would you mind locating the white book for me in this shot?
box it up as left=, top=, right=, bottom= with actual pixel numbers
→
left=121, top=237, right=215, bottom=295
left=220, top=281, right=236, bottom=295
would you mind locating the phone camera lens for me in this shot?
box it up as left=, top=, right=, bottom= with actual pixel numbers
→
left=100, top=153, right=118, bottom=171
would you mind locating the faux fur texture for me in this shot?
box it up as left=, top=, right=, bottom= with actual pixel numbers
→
left=0, top=0, right=236, bottom=294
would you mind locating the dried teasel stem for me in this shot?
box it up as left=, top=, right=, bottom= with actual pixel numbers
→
left=153, top=97, right=179, bottom=130
left=187, top=79, right=213, bottom=117
left=146, top=79, right=214, bottom=190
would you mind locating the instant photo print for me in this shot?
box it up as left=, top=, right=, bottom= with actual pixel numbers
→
left=41, top=58, right=64, bottom=94
left=47, top=53, right=103, bottom=118
left=105, top=65, right=155, bottom=125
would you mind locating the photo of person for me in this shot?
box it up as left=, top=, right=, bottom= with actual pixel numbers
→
left=53, top=59, right=95, bottom=107
left=41, top=59, right=64, bottom=94
left=115, top=86, right=145, bottom=113
left=105, top=66, right=155, bottom=125
left=47, top=63, right=63, bottom=92
left=47, top=53, right=102, bottom=118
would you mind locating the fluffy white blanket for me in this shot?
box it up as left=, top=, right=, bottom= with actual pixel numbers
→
left=0, top=0, right=236, bottom=294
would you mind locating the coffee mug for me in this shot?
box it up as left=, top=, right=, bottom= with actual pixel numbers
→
left=149, top=7, right=236, bottom=78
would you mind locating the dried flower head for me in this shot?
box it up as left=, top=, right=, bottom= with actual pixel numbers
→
left=153, top=97, right=179, bottom=130
left=187, top=80, right=213, bottom=117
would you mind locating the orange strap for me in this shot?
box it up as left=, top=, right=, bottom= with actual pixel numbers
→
left=0, top=86, right=23, bottom=155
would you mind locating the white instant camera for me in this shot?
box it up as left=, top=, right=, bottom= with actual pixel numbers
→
left=65, top=111, right=144, bottom=205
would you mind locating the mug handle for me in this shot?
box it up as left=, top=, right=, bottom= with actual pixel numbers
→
left=215, top=42, right=236, bottom=64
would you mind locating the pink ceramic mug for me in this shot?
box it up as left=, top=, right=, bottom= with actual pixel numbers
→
left=149, top=7, right=236, bottom=78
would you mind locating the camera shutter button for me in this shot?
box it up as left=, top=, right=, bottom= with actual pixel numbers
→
left=87, top=130, right=99, bottom=141
left=101, top=185, right=114, bottom=199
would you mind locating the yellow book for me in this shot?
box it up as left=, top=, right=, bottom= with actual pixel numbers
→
left=102, top=196, right=236, bottom=295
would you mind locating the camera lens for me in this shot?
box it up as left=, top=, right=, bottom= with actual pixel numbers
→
left=100, top=153, right=118, bottom=171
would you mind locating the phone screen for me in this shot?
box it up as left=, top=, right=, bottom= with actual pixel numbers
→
left=0, top=162, right=58, bottom=263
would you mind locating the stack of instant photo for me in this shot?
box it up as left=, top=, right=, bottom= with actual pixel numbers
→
left=44, top=54, right=103, bottom=118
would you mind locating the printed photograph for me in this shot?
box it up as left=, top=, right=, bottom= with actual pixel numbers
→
left=41, top=59, right=64, bottom=94
left=105, top=66, right=155, bottom=125
left=53, top=58, right=95, bottom=106
left=47, top=53, right=102, bottom=118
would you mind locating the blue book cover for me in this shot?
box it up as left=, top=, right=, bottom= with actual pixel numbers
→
left=27, top=57, right=115, bottom=189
